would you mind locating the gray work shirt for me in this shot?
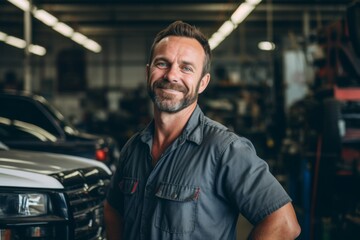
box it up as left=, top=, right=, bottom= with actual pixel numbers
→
left=107, top=105, right=291, bottom=240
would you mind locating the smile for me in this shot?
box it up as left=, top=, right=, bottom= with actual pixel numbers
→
left=160, top=88, right=182, bottom=94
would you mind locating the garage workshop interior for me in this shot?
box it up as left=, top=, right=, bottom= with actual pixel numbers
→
left=0, top=0, right=359, bottom=239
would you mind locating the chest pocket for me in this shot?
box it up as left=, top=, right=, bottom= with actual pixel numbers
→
left=119, top=178, right=139, bottom=194
left=119, top=177, right=139, bottom=220
left=154, top=183, right=200, bottom=234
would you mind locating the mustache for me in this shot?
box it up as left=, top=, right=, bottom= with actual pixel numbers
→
left=153, top=79, right=187, bottom=93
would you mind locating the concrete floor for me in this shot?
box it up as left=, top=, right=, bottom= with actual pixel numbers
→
left=237, top=215, right=253, bottom=240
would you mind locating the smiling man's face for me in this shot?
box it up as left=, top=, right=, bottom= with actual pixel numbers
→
left=147, top=36, right=210, bottom=113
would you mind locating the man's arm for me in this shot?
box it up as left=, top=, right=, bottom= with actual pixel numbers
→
left=104, top=200, right=124, bottom=240
left=248, top=202, right=301, bottom=240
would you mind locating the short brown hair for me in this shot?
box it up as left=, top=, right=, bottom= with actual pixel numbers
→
left=148, top=21, right=211, bottom=77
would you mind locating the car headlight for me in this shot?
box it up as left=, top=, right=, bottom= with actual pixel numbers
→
left=0, top=191, right=69, bottom=239
left=0, top=193, right=48, bottom=218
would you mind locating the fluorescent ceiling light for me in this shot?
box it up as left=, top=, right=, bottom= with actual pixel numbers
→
left=208, top=2, right=258, bottom=50
left=7, top=0, right=30, bottom=11
left=209, top=33, right=225, bottom=49
left=246, top=0, right=262, bottom=5
left=209, top=39, right=221, bottom=50
left=209, top=32, right=227, bottom=50
left=1, top=31, right=46, bottom=56
left=217, top=20, right=235, bottom=38
left=231, top=3, right=255, bottom=25
left=211, top=32, right=226, bottom=43
left=258, top=41, right=276, bottom=51
left=0, top=31, right=8, bottom=41
left=83, top=39, right=102, bottom=53
left=71, top=32, right=88, bottom=44
left=209, top=0, right=261, bottom=50
left=53, top=22, right=74, bottom=37
left=7, top=0, right=102, bottom=53
left=29, top=45, right=46, bottom=56
left=5, top=36, right=26, bottom=49
left=7, top=0, right=98, bottom=56
left=33, top=9, right=58, bottom=27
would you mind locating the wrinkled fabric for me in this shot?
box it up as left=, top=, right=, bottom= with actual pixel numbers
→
left=107, top=105, right=291, bottom=240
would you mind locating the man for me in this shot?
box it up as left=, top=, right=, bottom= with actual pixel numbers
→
left=104, top=21, right=301, bottom=240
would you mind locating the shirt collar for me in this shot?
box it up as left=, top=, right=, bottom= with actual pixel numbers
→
left=183, top=105, right=203, bottom=145
left=139, top=105, right=204, bottom=145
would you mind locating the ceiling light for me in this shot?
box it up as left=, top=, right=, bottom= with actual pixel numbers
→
left=209, top=39, right=221, bottom=50
left=53, top=22, right=74, bottom=37
left=7, top=0, right=30, bottom=11
left=0, top=31, right=8, bottom=41
left=1, top=31, right=46, bottom=56
left=217, top=20, right=236, bottom=38
left=258, top=41, right=276, bottom=51
left=5, top=36, right=26, bottom=49
left=7, top=0, right=101, bottom=53
left=29, top=45, right=46, bottom=56
left=83, top=39, right=102, bottom=53
left=33, top=9, right=58, bottom=27
left=211, top=32, right=226, bottom=43
left=71, top=32, right=88, bottom=44
left=246, top=0, right=262, bottom=6
left=209, top=32, right=225, bottom=50
left=210, top=0, right=261, bottom=50
left=231, top=3, right=255, bottom=25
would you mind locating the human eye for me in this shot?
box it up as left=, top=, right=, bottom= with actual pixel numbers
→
left=182, top=65, right=194, bottom=73
left=155, top=61, right=168, bottom=69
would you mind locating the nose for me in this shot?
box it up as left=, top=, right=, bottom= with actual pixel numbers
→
left=164, top=66, right=179, bottom=82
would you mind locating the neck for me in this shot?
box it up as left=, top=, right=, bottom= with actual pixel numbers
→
left=151, top=103, right=196, bottom=164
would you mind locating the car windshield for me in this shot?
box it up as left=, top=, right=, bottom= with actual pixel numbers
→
left=35, top=96, right=79, bottom=134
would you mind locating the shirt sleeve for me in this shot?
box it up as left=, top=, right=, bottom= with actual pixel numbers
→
left=106, top=153, right=125, bottom=215
left=106, top=133, right=139, bottom=215
left=215, top=137, right=291, bottom=225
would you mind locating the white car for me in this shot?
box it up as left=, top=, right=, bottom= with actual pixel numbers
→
left=0, top=141, right=112, bottom=240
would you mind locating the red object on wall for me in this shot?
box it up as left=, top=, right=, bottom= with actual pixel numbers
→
left=334, top=86, right=360, bottom=100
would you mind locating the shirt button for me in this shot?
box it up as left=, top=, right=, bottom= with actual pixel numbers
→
left=171, top=193, right=178, bottom=198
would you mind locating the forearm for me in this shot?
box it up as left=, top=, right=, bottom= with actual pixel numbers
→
left=104, top=200, right=124, bottom=240
left=247, top=203, right=301, bottom=240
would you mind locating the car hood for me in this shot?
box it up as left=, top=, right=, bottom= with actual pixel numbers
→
left=0, top=149, right=111, bottom=189
left=66, top=130, right=114, bottom=145
left=66, top=130, right=103, bottom=141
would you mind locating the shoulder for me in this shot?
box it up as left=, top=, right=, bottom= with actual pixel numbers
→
left=120, top=132, right=141, bottom=152
left=118, top=132, right=145, bottom=164
left=202, top=115, right=232, bottom=138
left=202, top=116, right=254, bottom=147
left=201, top=116, right=257, bottom=157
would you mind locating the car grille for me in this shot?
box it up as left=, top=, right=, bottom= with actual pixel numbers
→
left=52, top=167, right=111, bottom=240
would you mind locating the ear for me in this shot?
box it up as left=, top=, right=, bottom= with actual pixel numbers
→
left=198, top=73, right=210, bottom=94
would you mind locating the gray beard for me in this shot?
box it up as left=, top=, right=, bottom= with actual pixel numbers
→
left=148, top=79, right=200, bottom=113
left=152, top=92, right=197, bottom=113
